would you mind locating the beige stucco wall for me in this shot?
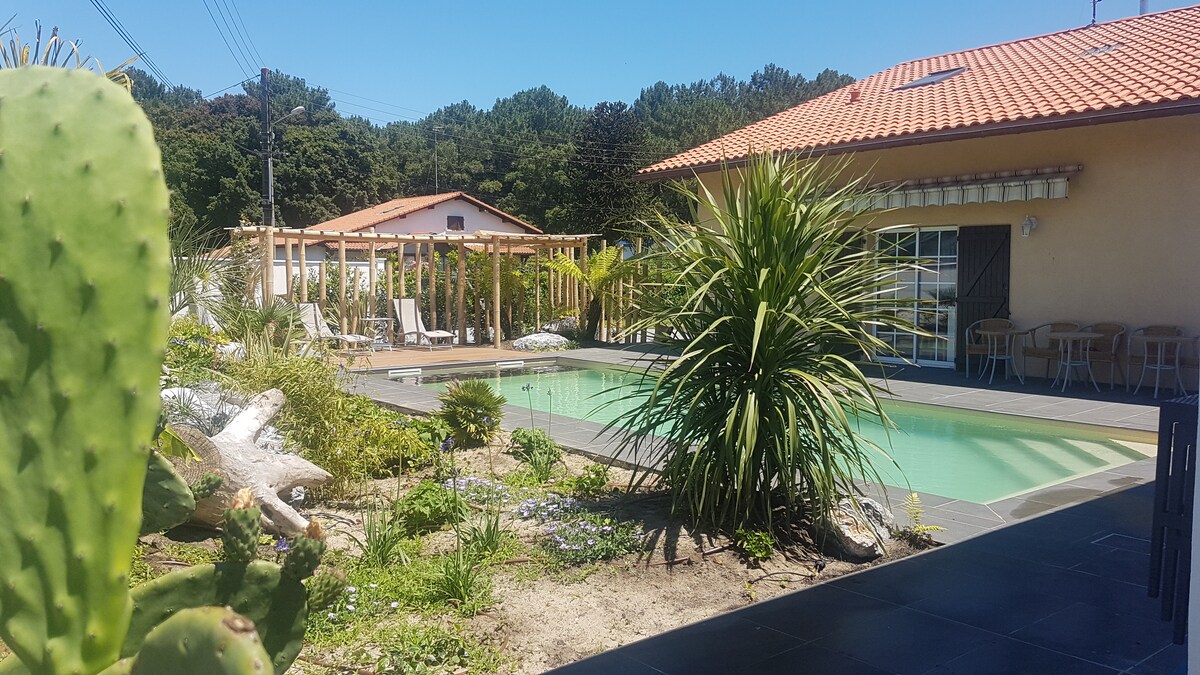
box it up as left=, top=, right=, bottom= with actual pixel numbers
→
left=696, top=114, right=1200, bottom=352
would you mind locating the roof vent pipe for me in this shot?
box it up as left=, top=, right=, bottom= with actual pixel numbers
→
left=1140, top=0, right=1150, bottom=14
left=849, top=88, right=861, bottom=103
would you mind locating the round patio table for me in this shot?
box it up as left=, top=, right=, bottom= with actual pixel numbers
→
left=1134, top=334, right=1195, bottom=399
left=1049, top=330, right=1103, bottom=392
left=976, top=327, right=1027, bottom=385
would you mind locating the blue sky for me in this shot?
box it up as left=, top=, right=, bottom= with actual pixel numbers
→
left=7, top=1, right=1195, bottom=122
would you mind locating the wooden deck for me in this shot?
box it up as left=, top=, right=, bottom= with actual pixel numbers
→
left=337, top=346, right=530, bottom=371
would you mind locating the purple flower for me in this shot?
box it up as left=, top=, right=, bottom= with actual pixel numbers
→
left=274, top=538, right=290, bottom=553
left=440, top=437, right=455, bottom=452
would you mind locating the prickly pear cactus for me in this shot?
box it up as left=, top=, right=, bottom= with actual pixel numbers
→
left=303, top=571, right=346, bottom=613
left=128, top=607, right=272, bottom=674
left=222, top=488, right=262, bottom=563
left=281, top=520, right=326, bottom=581
left=123, top=562, right=307, bottom=675
left=189, top=472, right=223, bottom=501
left=139, top=453, right=196, bottom=535
left=0, top=66, right=169, bottom=674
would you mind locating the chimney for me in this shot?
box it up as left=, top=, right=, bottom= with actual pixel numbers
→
left=1140, top=0, right=1150, bottom=14
left=848, top=88, right=861, bottom=104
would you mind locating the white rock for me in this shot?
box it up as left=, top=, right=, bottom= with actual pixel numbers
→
left=827, top=497, right=894, bottom=561
left=512, top=332, right=572, bottom=352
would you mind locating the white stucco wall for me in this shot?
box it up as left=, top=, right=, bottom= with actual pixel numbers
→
left=360, top=198, right=530, bottom=237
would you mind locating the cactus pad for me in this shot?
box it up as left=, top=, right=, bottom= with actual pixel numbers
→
left=303, top=571, right=346, bottom=612
left=0, top=67, right=169, bottom=673
left=140, top=452, right=196, bottom=535
left=124, top=561, right=307, bottom=674
left=128, top=606, right=272, bottom=674
left=189, top=472, right=223, bottom=501
left=222, top=491, right=262, bottom=563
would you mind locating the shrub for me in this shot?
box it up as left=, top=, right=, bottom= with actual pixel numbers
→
left=615, top=153, right=923, bottom=531
left=541, top=514, right=645, bottom=566
left=164, top=316, right=227, bottom=385
left=338, top=395, right=432, bottom=476
left=560, top=464, right=612, bottom=499
left=734, top=529, right=776, bottom=562
left=347, top=500, right=411, bottom=568
left=436, top=380, right=505, bottom=448
left=393, top=481, right=469, bottom=535
left=460, top=508, right=508, bottom=559
left=508, top=428, right=562, bottom=483
left=431, top=549, right=490, bottom=613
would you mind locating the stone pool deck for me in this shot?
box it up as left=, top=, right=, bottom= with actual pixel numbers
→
left=346, top=344, right=1163, bottom=544
left=551, top=482, right=1181, bottom=675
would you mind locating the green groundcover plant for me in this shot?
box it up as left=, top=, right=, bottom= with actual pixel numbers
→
left=611, top=152, right=924, bottom=532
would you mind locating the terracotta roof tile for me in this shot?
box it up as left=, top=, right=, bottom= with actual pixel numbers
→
left=641, top=6, right=1200, bottom=177
left=306, top=192, right=542, bottom=234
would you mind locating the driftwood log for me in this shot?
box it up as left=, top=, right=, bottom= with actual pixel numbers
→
left=171, top=389, right=331, bottom=535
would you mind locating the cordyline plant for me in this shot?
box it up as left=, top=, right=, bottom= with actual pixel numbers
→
left=608, top=152, right=925, bottom=533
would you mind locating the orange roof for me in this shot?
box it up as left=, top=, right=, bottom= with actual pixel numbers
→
left=640, top=6, right=1200, bottom=178
left=307, top=192, right=543, bottom=234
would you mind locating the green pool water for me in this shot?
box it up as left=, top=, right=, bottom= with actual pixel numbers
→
left=411, top=364, right=1151, bottom=504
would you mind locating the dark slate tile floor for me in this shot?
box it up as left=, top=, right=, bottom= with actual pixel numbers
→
left=550, top=483, right=1181, bottom=675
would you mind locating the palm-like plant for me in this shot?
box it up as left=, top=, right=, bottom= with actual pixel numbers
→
left=545, top=244, right=630, bottom=341
left=612, top=152, right=925, bottom=532
left=0, top=19, right=136, bottom=91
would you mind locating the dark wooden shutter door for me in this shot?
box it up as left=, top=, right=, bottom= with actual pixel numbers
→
left=955, top=225, right=1011, bottom=370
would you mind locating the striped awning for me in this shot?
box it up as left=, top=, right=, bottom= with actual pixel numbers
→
left=857, top=164, right=1082, bottom=211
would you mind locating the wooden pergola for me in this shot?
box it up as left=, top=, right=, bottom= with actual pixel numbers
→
left=230, top=225, right=597, bottom=350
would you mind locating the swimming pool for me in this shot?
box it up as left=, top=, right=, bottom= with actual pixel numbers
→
left=402, top=364, right=1153, bottom=504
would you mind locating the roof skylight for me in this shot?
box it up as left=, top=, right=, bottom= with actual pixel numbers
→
left=895, top=67, right=967, bottom=90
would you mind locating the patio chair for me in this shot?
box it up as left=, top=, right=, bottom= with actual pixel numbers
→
left=393, top=298, right=455, bottom=350
left=296, top=302, right=373, bottom=352
left=1022, top=322, right=1080, bottom=379
left=1127, top=325, right=1186, bottom=395
left=1082, top=322, right=1126, bottom=389
left=963, top=318, right=1014, bottom=378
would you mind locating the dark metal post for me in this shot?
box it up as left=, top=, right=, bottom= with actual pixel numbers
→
left=259, top=67, right=273, bottom=228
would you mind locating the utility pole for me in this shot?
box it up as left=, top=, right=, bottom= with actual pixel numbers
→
left=259, top=68, right=274, bottom=228
left=433, top=124, right=443, bottom=192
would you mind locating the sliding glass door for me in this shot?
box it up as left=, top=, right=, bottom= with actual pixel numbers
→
left=875, top=228, right=958, bottom=367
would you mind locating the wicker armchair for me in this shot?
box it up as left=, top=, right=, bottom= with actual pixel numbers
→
left=1082, top=323, right=1126, bottom=389
left=964, top=318, right=1014, bottom=378
left=1022, top=322, right=1080, bottom=379
left=1126, top=325, right=1184, bottom=393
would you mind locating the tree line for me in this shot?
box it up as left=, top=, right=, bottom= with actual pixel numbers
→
left=129, top=64, right=854, bottom=242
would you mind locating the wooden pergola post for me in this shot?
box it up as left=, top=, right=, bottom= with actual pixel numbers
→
left=398, top=245, right=407, bottom=299
left=492, top=235, right=501, bottom=349
left=578, top=243, right=588, bottom=318
left=261, top=226, right=275, bottom=306
left=599, top=240, right=607, bottom=341
left=351, top=268, right=362, bottom=334
left=367, top=226, right=377, bottom=319
left=298, top=240, right=308, bottom=303
left=337, top=240, right=348, bottom=334
left=635, top=237, right=643, bottom=343
left=534, top=250, right=541, bottom=331
left=456, top=243, right=467, bottom=346
left=384, top=258, right=394, bottom=343
left=414, top=242, right=423, bottom=316
left=444, top=248, right=451, bottom=333
left=283, top=236, right=294, bottom=300
left=427, top=241, right=437, bottom=331
left=318, top=260, right=327, bottom=312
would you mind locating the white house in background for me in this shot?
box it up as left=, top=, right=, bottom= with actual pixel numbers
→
left=262, top=192, right=543, bottom=290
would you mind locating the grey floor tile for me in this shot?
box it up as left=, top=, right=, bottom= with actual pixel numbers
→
left=1011, top=602, right=1172, bottom=671
left=923, top=637, right=1120, bottom=675
left=812, top=606, right=992, bottom=675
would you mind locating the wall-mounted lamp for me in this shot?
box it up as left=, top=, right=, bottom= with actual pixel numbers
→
left=1020, top=215, right=1039, bottom=238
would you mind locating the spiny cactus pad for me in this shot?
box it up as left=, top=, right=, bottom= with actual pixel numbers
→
left=128, top=606, right=272, bottom=674
left=140, top=452, right=196, bottom=535
left=123, top=561, right=307, bottom=675
left=222, top=504, right=263, bottom=563
left=189, top=472, right=224, bottom=501
left=0, top=67, right=169, bottom=673
left=303, top=571, right=345, bottom=612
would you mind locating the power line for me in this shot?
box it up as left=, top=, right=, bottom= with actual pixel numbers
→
left=87, top=0, right=173, bottom=87
left=200, top=0, right=252, bottom=78
left=212, top=0, right=257, bottom=71
left=204, top=76, right=254, bottom=99
left=224, top=0, right=264, bottom=66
